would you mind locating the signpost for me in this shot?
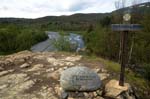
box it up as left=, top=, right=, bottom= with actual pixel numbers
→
left=111, top=13, right=142, bottom=86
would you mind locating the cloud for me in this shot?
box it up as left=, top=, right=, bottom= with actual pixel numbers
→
left=67, top=1, right=93, bottom=11
left=0, top=0, right=148, bottom=18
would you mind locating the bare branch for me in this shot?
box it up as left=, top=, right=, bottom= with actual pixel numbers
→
left=115, top=1, right=120, bottom=9
left=132, top=0, right=142, bottom=6
left=114, top=0, right=127, bottom=10
left=121, top=0, right=126, bottom=8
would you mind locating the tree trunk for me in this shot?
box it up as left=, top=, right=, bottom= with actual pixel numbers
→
left=128, top=35, right=135, bottom=64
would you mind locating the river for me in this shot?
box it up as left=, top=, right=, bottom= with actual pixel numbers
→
left=31, top=31, right=85, bottom=52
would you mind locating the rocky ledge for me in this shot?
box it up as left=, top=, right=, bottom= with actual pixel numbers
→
left=0, top=51, right=136, bottom=99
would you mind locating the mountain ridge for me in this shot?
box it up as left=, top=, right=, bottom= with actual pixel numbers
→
left=0, top=2, right=149, bottom=20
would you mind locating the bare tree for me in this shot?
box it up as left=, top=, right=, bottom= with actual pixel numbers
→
left=132, top=0, right=142, bottom=6
left=115, top=0, right=127, bottom=10
left=121, top=0, right=126, bottom=8
left=127, top=0, right=144, bottom=65
left=115, top=1, right=121, bottom=9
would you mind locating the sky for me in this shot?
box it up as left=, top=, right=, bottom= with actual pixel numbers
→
left=0, top=0, right=149, bottom=18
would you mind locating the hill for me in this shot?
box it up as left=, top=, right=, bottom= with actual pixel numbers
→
left=0, top=2, right=149, bottom=31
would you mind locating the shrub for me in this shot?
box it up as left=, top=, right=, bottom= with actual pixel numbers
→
left=53, top=36, right=76, bottom=52
left=0, top=24, right=48, bottom=54
left=143, top=64, right=150, bottom=81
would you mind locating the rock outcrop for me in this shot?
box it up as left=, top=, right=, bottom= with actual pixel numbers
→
left=0, top=51, right=136, bottom=99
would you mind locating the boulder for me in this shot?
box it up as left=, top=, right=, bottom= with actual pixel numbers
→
left=0, top=71, right=9, bottom=77
left=14, top=59, right=25, bottom=65
left=94, top=97, right=104, bottom=99
left=60, top=66, right=101, bottom=91
left=98, top=73, right=110, bottom=81
left=0, top=70, right=14, bottom=77
left=47, top=70, right=60, bottom=80
left=20, top=63, right=30, bottom=68
left=27, top=64, right=44, bottom=71
left=61, top=90, right=68, bottom=99
left=47, top=58, right=74, bottom=67
left=64, top=56, right=82, bottom=62
left=104, top=79, right=136, bottom=99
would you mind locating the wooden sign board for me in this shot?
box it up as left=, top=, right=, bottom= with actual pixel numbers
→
left=111, top=23, right=142, bottom=86
left=111, top=24, right=142, bottom=31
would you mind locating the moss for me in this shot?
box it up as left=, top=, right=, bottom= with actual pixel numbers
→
left=99, top=58, right=120, bottom=73
left=83, top=55, right=120, bottom=73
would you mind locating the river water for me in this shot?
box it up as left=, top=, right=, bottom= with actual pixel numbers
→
left=31, top=31, right=85, bottom=52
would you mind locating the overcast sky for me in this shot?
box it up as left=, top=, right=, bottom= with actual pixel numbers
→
left=0, top=0, right=148, bottom=18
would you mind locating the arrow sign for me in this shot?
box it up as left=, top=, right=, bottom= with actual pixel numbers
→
left=111, top=24, right=142, bottom=31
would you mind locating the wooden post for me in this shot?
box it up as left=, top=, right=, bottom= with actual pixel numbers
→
left=119, top=31, right=128, bottom=86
